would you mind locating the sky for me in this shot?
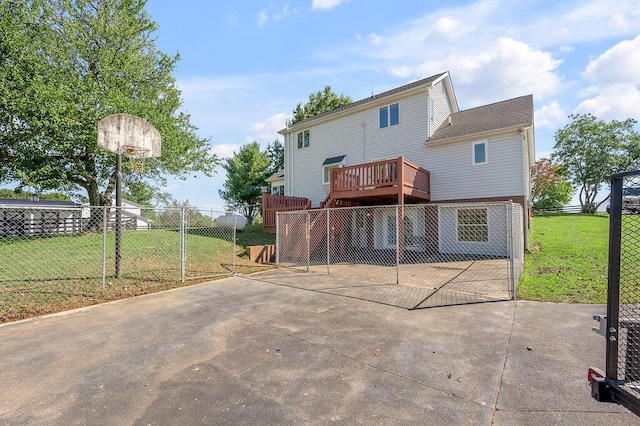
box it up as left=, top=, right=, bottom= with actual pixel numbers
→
left=14, top=0, right=640, bottom=209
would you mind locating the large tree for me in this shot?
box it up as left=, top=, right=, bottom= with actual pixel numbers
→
left=0, top=0, right=217, bottom=213
left=266, top=139, right=284, bottom=174
left=552, top=114, right=640, bottom=213
left=287, top=86, right=352, bottom=126
left=219, top=142, right=271, bottom=225
left=531, top=158, right=573, bottom=210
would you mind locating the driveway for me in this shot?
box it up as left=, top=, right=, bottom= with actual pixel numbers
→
left=0, top=269, right=637, bottom=425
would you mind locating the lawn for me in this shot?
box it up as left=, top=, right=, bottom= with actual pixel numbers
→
left=1, top=226, right=274, bottom=322
left=518, top=213, right=609, bottom=304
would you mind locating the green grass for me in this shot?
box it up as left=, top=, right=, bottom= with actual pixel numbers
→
left=519, top=213, right=609, bottom=304
left=236, top=223, right=276, bottom=247
left=0, top=226, right=274, bottom=322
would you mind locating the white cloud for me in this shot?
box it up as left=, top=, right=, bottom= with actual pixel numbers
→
left=583, top=34, right=640, bottom=84
left=523, top=0, right=640, bottom=47
left=434, top=16, right=473, bottom=39
left=249, top=113, right=288, bottom=143
left=211, top=143, right=242, bottom=160
left=535, top=101, right=568, bottom=129
left=257, top=3, right=298, bottom=26
left=575, top=84, right=640, bottom=120
left=257, top=9, right=268, bottom=26
left=388, top=38, right=563, bottom=106
left=312, top=0, right=349, bottom=11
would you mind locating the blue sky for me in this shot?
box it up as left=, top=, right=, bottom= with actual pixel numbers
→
left=14, top=0, right=640, bottom=208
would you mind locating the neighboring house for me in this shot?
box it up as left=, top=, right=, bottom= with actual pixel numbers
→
left=0, top=197, right=82, bottom=237
left=266, top=169, right=285, bottom=195
left=81, top=198, right=152, bottom=230
left=268, top=71, right=535, bottom=251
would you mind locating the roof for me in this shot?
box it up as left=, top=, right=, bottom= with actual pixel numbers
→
left=266, top=169, right=285, bottom=182
left=428, top=95, right=533, bottom=144
left=0, top=198, right=80, bottom=208
left=322, top=155, right=346, bottom=165
left=280, top=72, right=449, bottom=133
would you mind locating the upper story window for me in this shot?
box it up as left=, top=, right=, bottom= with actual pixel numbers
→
left=379, top=103, right=399, bottom=129
left=297, top=130, right=310, bottom=149
left=472, top=140, right=488, bottom=165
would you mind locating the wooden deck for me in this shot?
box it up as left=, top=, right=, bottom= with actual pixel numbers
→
left=330, top=156, right=430, bottom=205
left=261, top=157, right=430, bottom=231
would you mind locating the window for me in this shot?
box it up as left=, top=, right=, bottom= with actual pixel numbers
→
left=472, top=141, right=487, bottom=165
left=379, top=103, right=399, bottom=128
left=271, top=185, right=285, bottom=195
left=297, top=130, right=310, bottom=149
left=457, top=208, right=488, bottom=242
left=323, top=164, right=340, bottom=184
left=322, top=155, right=346, bottom=184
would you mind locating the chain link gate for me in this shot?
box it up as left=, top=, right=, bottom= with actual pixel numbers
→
left=276, top=202, right=523, bottom=309
left=591, top=170, right=640, bottom=417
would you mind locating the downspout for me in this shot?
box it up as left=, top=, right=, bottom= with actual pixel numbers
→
left=362, top=122, right=367, bottom=163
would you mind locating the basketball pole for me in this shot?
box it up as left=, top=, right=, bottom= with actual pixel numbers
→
left=115, top=151, right=122, bottom=278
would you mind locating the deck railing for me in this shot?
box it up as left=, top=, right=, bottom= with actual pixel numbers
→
left=331, top=156, right=430, bottom=198
left=262, top=192, right=311, bottom=232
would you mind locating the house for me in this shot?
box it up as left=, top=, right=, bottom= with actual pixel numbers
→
left=266, top=169, right=285, bottom=195
left=81, top=198, right=152, bottom=230
left=0, top=197, right=83, bottom=237
left=266, top=71, right=534, bottom=253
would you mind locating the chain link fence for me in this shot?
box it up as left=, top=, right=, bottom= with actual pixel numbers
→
left=592, top=170, right=640, bottom=415
left=276, top=202, right=524, bottom=309
left=0, top=205, right=252, bottom=321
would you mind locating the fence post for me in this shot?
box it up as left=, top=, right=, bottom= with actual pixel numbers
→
left=396, top=205, right=400, bottom=285
left=275, top=212, right=280, bottom=267
left=507, top=201, right=515, bottom=299
left=606, top=174, right=623, bottom=381
left=306, top=212, right=310, bottom=272
left=327, top=208, right=330, bottom=275
left=102, top=207, right=107, bottom=291
left=232, top=215, right=237, bottom=275
left=180, top=207, right=186, bottom=283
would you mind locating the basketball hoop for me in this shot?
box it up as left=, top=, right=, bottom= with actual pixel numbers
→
left=123, top=144, right=150, bottom=173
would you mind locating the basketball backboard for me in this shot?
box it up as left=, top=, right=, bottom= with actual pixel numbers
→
left=97, top=114, right=161, bottom=158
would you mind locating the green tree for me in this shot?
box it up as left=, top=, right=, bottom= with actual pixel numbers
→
left=219, top=142, right=271, bottom=225
left=287, top=86, right=352, bottom=126
left=531, top=158, right=573, bottom=210
left=266, top=139, right=284, bottom=174
left=552, top=114, right=640, bottom=213
left=0, top=0, right=217, bottom=215
left=0, top=188, right=70, bottom=201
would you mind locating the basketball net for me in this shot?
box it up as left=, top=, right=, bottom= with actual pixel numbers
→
left=123, top=145, right=150, bottom=173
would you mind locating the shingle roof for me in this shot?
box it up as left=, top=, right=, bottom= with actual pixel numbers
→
left=266, top=169, right=285, bottom=182
left=281, top=72, right=449, bottom=132
left=0, top=198, right=80, bottom=208
left=428, top=95, right=533, bottom=143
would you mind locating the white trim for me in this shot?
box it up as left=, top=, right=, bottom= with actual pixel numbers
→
left=321, top=160, right=345, bottom=185
left=472, top=140, right=488, bottom=166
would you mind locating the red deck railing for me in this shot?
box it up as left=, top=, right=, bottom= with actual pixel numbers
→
left=262, top=192, right=311, bottom=232
left=331, top=156, right=430, bottom=199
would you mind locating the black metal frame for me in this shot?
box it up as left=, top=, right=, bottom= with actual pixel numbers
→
left=591, top=170, right=640, bottom=417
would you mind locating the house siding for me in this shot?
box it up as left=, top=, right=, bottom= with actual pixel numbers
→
left=425, top=132, right=525, bottom=201
left=437, top=203, right=509, bottom=256
left=285, top=90, right=448, bottom=206
left=429, top=80, right=452, bottom=138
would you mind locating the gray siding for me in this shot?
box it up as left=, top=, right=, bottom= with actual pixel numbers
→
left=428, top=80, right=451, bottom=138
left=285, top=90, right=448, bottom=206
left=425, top=132, right=526, bottom=201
